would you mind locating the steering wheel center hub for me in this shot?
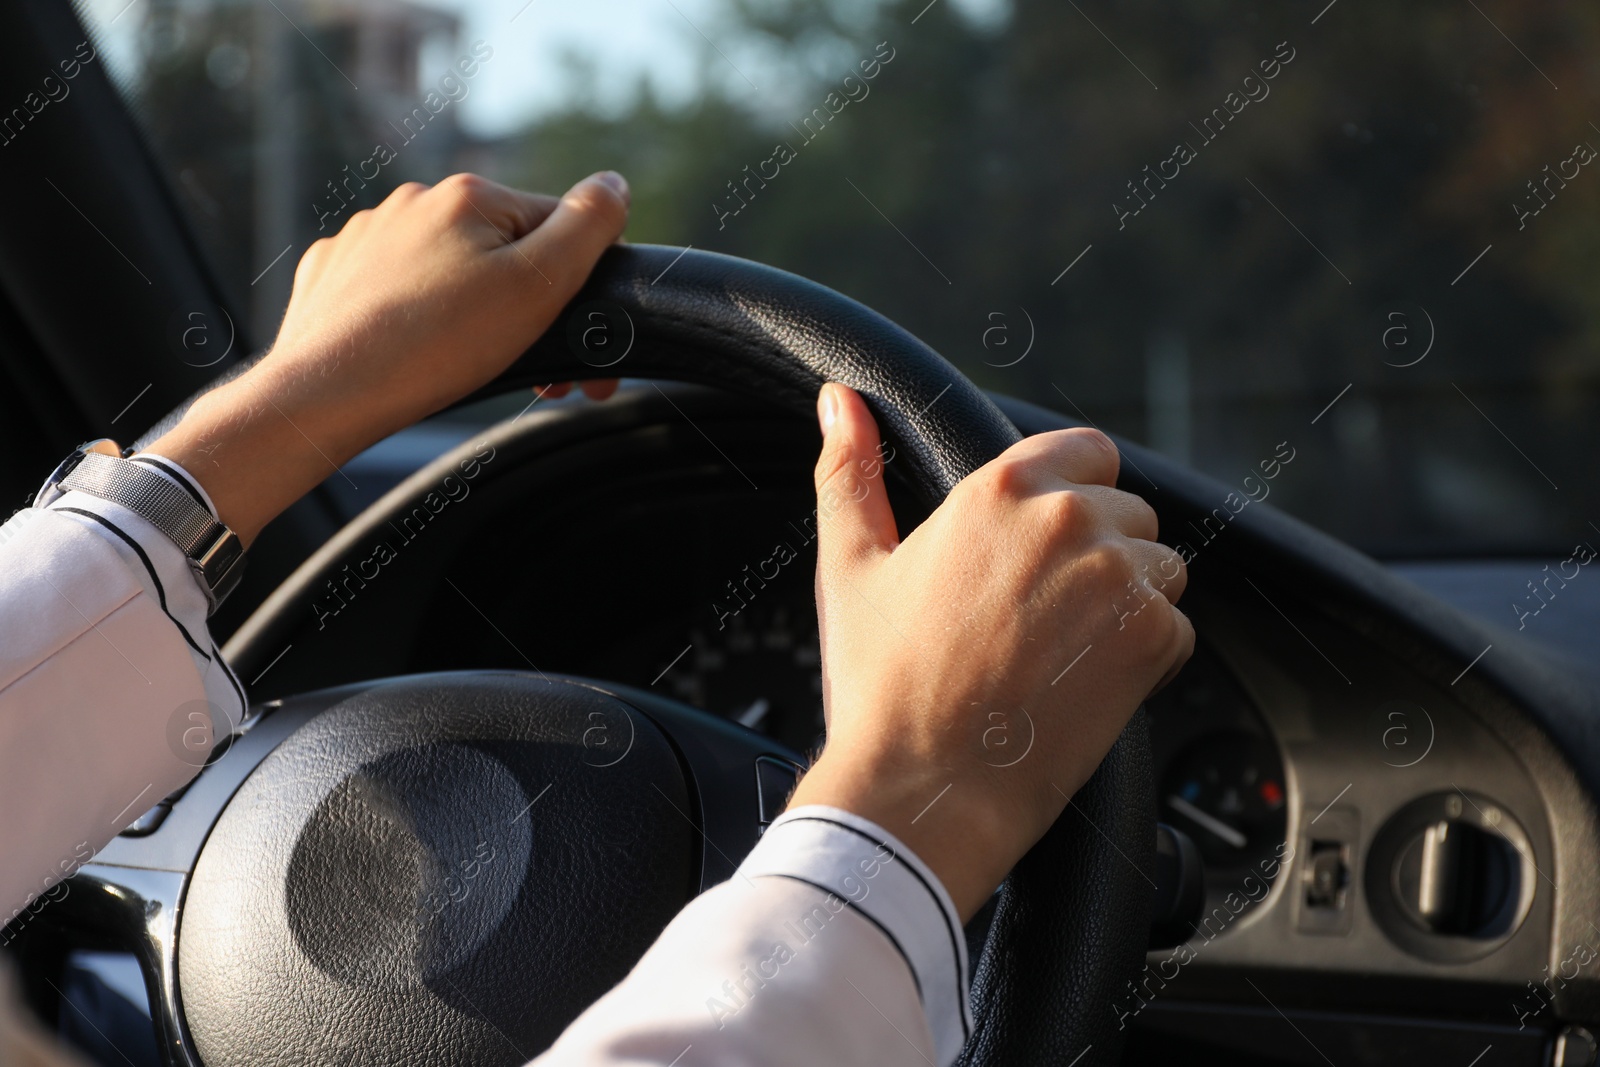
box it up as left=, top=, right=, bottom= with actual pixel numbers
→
left=179, top=674, right=694, bottom=1067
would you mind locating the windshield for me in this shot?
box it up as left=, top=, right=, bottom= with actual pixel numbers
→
left=77, top=0, right=1598, bottom=558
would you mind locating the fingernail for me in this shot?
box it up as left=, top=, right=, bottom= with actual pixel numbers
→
left=595, top=170, right=630, bottom=205
left=818, top=384, right=839, bottom=434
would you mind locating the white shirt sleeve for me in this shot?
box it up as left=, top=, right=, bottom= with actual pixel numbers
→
left=534, top=804, right=972, bottom=1067
left=0, top=453, right=242, bottom=921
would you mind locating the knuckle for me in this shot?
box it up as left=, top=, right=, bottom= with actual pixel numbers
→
left=562, top=180, right=626, bottom=224
left=433, top=173, right=493, bottom=219
left=440, top=171, right=487, bottom=194
left=1160, top=601, right=1188, bottom=646
left=982, top=454, right=1037, bottom=500
left=1150, top=597, right=1188, bottom=647
left=1145, top=606, right=1181, bottom=653
left=1134, top=496, right=1160, bottom=535
left=1103, top=553, right=1167, bottom=640
left=1060, top=425, right=1120, bottom=484
left=294, top=238, right=330, bottom=276
left=1043, top=488, right=1093, bottom=536
left=388, top=181, right=429, bottom=203
left=1142, top=572, right=1180, bottom=616
left=1122, top=595, right=1171, bottom=649
left=1083, top=541, right=1134, bottom=593
left=1164, top=559, right=1190, bottom=601
left=1068, top=425, right=1117, bottom=458
left=1159, top=550, right=1188, bottom=590
left=1174, top=611, right=1198, bottom=658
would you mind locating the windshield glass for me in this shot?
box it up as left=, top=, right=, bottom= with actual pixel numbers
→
left=76, top=0, right=1598, bottom=558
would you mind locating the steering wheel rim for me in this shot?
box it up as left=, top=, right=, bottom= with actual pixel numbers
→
left=161, top=245, right=1155, bottom=1064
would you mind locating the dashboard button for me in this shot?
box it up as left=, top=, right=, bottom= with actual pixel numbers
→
left=1305, top=840, right=1348, bottom=909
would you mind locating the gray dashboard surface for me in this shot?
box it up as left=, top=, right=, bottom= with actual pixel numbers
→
left=1391, top=560, right=1600, bottom=676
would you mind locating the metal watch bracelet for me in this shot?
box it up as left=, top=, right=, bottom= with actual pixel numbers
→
left=53, top=450, right=245, bottom=614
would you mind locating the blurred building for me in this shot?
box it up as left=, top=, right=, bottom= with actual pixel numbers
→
left=254, top=0, right=463, bottom=328
left=116, top=0, right=471, bottom=337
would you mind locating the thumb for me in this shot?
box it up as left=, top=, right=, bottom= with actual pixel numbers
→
left=512, top=170, right=630, bottom=289
left=813, top=383, right=899, bottom=576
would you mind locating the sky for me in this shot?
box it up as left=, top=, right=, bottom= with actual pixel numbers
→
left=432, top=0, right=742, bottom=134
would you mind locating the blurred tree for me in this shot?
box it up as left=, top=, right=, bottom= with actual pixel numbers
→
left=505, top=0, right=1600, bottom=554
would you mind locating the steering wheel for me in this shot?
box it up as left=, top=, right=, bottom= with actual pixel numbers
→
left=82, top=246, right=1153, bottom=1066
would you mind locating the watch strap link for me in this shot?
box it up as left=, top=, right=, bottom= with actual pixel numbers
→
left=58, top=452, right=244, bottom=613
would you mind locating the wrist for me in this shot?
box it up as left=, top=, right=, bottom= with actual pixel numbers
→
left=789, top=746, right=1021, bottom=922
left=141, top=366, right=353, bottom=546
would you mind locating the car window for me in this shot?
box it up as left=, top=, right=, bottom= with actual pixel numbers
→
left=75, top=0, right=1599, bottom=556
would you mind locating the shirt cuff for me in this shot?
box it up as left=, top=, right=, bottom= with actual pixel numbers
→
left=738, top=804, right=972, bottom=1065
left=35, top=452, right=246, bottom=737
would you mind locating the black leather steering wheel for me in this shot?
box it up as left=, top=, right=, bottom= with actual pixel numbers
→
left=122, top=245, right=1154, bottom=1066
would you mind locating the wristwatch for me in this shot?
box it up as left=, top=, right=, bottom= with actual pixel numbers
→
left=35, top=439, right=245, bottom=615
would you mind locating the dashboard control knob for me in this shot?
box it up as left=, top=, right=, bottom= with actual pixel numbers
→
left=1366, top=791, right=1537, bottom=962
left=1394, top=818, right=1515, bottom=935
left=1149, top=822, right=1205, bottom=949
left=1553, top=1026, right=1599, bottom=1067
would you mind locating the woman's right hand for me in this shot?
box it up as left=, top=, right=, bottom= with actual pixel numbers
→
left=788, top=383, right=1194, bottom=921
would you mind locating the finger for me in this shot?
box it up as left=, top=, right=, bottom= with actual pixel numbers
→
left=1127, top=539, right=1188, bottom=605
left=479, top=187, right=560, bottom=239
left=1149, top=607, right=1196, bottom=695
left=1074, top=484, right=1158, bottom=541
left=337, top=208, right=375, bottom=239
left=430, top=173, right=561, bottom=242
left=579, top=379, right=620, bottom=401
left=512, top=171, right=630, bottom=287
left=380, top=180, right=430, bottom=207
left=814, top=383, right=899, bottom=575
left=1004, top=426, right=1121, bottom=489
left=535, top=382, right=572, bottom=399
